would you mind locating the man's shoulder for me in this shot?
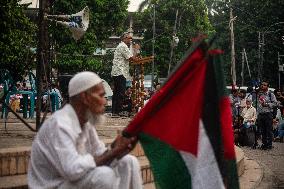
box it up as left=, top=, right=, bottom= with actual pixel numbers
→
left=39, top=111, right=65, bottom=131
left=114, top=43, right=126, bottom=55
left=116, top=42, right=125, bottom=47
left=40, top=105, right=77, bottom=132
left=261, top=90, right=273, bottom=95
left=265, top=91, right=277, bottom=101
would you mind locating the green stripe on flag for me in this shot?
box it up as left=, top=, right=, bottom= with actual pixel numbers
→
left=225, top=160, right=240, bottom=189
left=139, top=133, right=192, bottom=189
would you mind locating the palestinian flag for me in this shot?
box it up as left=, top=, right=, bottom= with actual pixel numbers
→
left=124, top=40, right=239, bottom=189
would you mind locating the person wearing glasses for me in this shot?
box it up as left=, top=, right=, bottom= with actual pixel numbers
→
left=257, top=81, right=277, bottom=150
left=111, top=32, right=139, bottom=116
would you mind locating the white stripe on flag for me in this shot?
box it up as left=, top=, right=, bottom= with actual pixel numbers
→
left=180, top=120, right=225, bottom=189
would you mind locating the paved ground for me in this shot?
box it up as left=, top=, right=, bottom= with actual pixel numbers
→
left=1, top=114, right=284, bottom=189
left=241, top=142, right=284, bottom=189
left=0, top=114, right=131, bottom=148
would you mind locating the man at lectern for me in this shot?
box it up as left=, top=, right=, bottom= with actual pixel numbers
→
left=111, top=32, right=139, bottom=116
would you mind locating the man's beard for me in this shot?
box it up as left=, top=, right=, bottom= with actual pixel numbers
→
left=85, top=110, right=106, bottom=126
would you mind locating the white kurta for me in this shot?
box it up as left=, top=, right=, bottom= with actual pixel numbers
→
left=28, top=104, right=142, bottom=189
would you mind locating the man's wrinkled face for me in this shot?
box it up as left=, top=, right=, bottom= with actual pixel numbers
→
left=84, top=83, right=107, bottom=125
left=85, top=83, right=106, bottom=114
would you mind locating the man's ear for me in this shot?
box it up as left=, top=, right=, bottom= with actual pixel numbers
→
left=80, top=92, right=89, bottom=106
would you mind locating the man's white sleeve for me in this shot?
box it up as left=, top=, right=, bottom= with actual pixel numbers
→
left=50, top=125, right=96, bottom=182
left=121, top=45, right=133, bottom=60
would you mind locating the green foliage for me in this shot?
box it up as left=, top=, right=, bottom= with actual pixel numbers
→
left=51, top=0, right=129, bottom=75
left=55, top=50, right=114, bottom=84
left=55, top=55, right=100, bottom=74
left=0, top=0, right=36, bottom=82
left=137, top=0, right=214, bottom=77
left=100, top=50, right=115, bottom=84
left=205, top=0, right=284, bottom=88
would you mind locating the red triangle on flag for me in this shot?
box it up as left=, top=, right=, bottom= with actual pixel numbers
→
left=125, top=47, right=208, bottom=156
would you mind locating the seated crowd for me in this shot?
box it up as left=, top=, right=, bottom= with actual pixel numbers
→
left=230, top=82, right=284, bottom=149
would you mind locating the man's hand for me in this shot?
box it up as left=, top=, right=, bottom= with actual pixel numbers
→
left=94, top=135, right=137, bottom=166
left=111, top=135, right=138, bottom=159
left=129, top=56, right=140, bottom=63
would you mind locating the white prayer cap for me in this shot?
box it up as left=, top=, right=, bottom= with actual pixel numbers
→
left=68, top=71, right=102, bottom=97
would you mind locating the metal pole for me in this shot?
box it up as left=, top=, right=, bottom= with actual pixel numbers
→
left=241, top=49, right=245, bottom=86
left=244, top=48, right=252, bottom=79
left=258, top=31, right=261, bottom=81
left=261, top=33, right=265, bottom=81
left=151, top=4, right=155, bottom=91
left=129, top=13, right=134, bottom=51
left=278, top=52, right=281, bottom=89
left=167, top=9, right=179, bottom=76
left=258, top=22, right=284, bottom=83
left=230, top=7, right=236, bottom=87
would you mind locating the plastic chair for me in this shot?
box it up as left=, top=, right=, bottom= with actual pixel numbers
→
left=50, top=92, right=59, bottom=112
left=1, top=70, right=35, bottom=118
left=2, top=90, right=35, bottom=118
left=1, top=70, right=60, bottom=118
left=28, top=72, right=60, bottom=112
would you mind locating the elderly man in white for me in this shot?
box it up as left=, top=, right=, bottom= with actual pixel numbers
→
left=28, top=71, right=142, bottom=189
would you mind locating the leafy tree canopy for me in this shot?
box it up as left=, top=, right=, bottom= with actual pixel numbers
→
left=205, top=0, right=284, bottom=88
left=51, top=0, right=130, bottom=81
left=0, top=0, right=36, bottom=82
left=135, top=0, right=213, bottom=78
